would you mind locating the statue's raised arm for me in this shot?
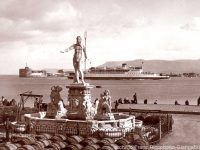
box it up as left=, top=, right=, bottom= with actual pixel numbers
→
left=60, top=44, right=74, bottom=53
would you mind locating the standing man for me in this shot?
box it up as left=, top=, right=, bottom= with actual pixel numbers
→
left=132, top=93, right=138, bottom=104
left=197, top=96, right=200, bottom=106
left=61, top=36, right=87, bottom=84
left=154, top=100, right=158, bottom=104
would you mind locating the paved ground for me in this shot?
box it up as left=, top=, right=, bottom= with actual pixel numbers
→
left=117, top=104, right=200, bottom=114
left=158, top=114, right=200, bottom=146
left=117, top=104, right=200, bottom=147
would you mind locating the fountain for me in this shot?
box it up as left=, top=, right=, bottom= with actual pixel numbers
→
left=0, top=35, right=173, bottom=149
left=24, top=83, right=135, bottom=139
left=24, top=35, right=135, bottom=139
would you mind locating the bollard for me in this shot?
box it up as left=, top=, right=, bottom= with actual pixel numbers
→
left=159, top=116, right=162, bottom=141
left=5, top=118, right=10, bottom=142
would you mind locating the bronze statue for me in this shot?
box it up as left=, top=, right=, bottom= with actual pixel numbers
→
left=61, top=36, right=87, bottom=84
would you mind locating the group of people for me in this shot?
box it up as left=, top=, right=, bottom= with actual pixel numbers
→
left=113, top=93, right=157, bottom=105
left=174, top=100, right=189, bottom=105
left=34, top=97, right=44, bottom=110
left=0, top=96, right=17, bottom=106
left=115, top=93, right=138, bottom=105
left=113, top=93, right=138, bottom=110
left=114, top=93, right=160, bottom=105
left=175, top=97, right=200, bottom=106
left=114, top=94, right=200, bottom=106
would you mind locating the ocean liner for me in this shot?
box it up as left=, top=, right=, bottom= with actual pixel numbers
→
left=68, top=63, right=170, bottom=80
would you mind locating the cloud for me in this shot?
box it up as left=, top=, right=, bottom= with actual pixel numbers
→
left=0, top=0, right=80, bottom=43
left=181, top=17, right=200, bottom=31
left=0, top=0, right=200, bottom=74
left=0, top=17, right=31, bottom=42
left=32, top=1, right=80, bottom=33
left=0, top=0, right=155, bottom=44
left=0, top=0, right=55, bottom=20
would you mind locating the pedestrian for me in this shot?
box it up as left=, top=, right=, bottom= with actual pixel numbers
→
left=114, top=100, right=119, bottom=112
left=38, top=97, right=44, bottom=111
left=197, top=96, right=200, bottom=106
left=1, top=96, right=4, bottom=101
left=124, top=97, right=130, bottom=104
left=34, top=98, right=39, bottom=109
left=118, top=98, right=123, bottom=104
left=174, top=100, right=180, bottom=105
left=131, top=99, right=135, bottom=104
left=132, top=93, right=138, bottom=104
left=154, top=100, right=157, bottom=104
left=3, top=99, right=9, bottom=106
left=10, top=99, right=17, bottom=106
left=0, top=96, right=4, bottom=106
left=144, top=99, right=147, bottom=104
left=0, top=100, right=3, bottom=106
left=185, top=100, right=189, bottom=105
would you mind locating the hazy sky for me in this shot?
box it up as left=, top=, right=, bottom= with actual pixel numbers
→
left=1, top=0, right=200, bottom=74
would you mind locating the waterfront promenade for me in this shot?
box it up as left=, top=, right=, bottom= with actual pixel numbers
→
left=117, top=104, right=200, bottom=115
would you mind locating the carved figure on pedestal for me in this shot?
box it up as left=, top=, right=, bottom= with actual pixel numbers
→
left=71, top=98, right=79, bottom=109
left=50, top=86, right=63, bottom=105
left=46, top=86, right=67, bottom=118
left=56, top=100, right=67, bottom=119
left=97, top=90, right=112, bottom=115
left=82, top=96, right=96, bottom=119
left=60, top=36, right=87, bottom=85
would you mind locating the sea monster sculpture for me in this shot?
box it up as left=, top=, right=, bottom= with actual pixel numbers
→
left=46, top=86, right=67, bottom=118
left=95, top=90, right=113, bottom=120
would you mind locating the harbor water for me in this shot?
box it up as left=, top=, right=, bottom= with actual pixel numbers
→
left=1, top=75, right=200, bottom=106
left=1, top=75, right=200, bottom=145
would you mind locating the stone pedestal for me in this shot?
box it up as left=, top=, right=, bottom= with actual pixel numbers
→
left=66, top=83, right=95, bottom=120
left=46, top=103, right=58, bottom=118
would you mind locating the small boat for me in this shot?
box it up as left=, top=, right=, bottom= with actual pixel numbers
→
left=96, top=85, right=102, bottom=88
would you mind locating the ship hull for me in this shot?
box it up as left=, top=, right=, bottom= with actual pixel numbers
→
left=68, top=74, right=170, bottom=80
left=69, top=63, right=171, bottom=80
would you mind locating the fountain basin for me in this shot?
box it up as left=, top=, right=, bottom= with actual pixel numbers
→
left=24, top=113, right=135, bottom=138
left=10, top=122, right=26, bottom=133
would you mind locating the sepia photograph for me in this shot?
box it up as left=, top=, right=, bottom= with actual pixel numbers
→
left=0, top=0, right=200, bottom=149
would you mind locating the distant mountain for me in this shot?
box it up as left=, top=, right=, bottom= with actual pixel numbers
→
left=99, top=59, right=200, bottom=74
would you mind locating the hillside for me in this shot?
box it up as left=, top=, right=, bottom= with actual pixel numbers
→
left=99, top=59, right=200, bottom=74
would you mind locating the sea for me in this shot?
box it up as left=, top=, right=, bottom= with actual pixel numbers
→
left=2, top=75, right=200, bottom=145
left=1, top=75, right=200, bottom=107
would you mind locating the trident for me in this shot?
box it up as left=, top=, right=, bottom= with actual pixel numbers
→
left=84, top=31, right=87, bottom=72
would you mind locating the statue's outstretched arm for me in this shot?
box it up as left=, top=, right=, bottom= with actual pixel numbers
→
left=60, top=44, right=74, bottom=53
